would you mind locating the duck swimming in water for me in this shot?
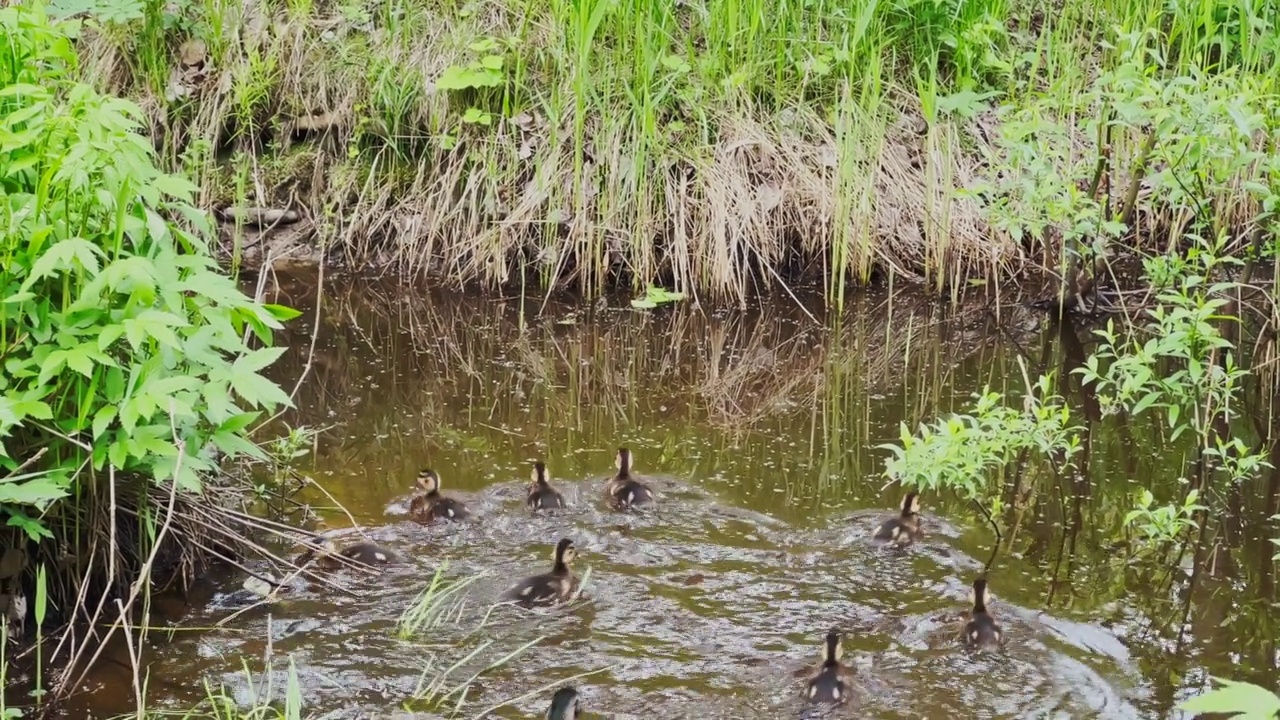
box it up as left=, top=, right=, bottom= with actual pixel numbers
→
left=604, top=447, right=653, bottom=510
left=962, top=577, right=1002, bottom=649
left=295, top=538, right=397, bottom=571
left=527, top=461, right=566, bottom=510
left=409, top=468, right=470, bottom=521
left=872, top=491, right=922, bottom=546
left=544, top=686, right=580, bottom=719
left=804, top=630, right=852, bottom=704
left=502, top=538, right=578, bottom=608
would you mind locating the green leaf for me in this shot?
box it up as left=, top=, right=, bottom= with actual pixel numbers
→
left=229, top=371, right=293, bottom=410
left=98, top=324, right=125, bottom=351
left=21, top=238, right=106, bottom=292
left=232, top=346, right=287, bottom=375
left=1130, top=390, right=1161, bottom=417
left=152, top=172, right=199, bottom=201
left=64, top=344, right=95, bottom=377
left=92, top=406, right=117, bottom=439
left=0, top=475, right=69, bottom=507
left=36, top=349, right=68, bottom=386
left=216, top=411, right=262, bottom=434
left=437, top=65, right=482, bottom=90
left=108, top=439, right=129, bottom=469
left=1177, top=677, right=1280, bottom=719
left=263, top=303, right=302, bottom=321
left=211, top=430, right=267, bottom=460
left=631, top=285, right=686, bottom=309
left=201, top=380, right=240, bottom=425
left=461, top=107, right=492, bottom=125
left=6, top=511, right=53, bottom=542
left=3, top=291, right=36, bottom=305
left=122, top=309, right=187, bottom=351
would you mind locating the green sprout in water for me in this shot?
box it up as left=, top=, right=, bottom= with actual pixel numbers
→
left=630, top=286, right=687, bottom=309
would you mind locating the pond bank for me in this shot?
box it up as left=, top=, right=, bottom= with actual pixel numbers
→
left=65, top=0, right=1280, bottom=301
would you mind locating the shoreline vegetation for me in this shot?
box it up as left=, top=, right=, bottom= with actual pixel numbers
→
left=2, top=0, right=1280, bottom=717
left=55, top=0, right=1280, bottom=303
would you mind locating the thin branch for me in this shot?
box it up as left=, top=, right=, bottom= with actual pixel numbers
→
left=63, top=403, right=187, bottom=694
left=971, top=497, right=1003, bottom=575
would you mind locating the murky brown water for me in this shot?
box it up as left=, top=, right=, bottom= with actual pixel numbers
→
left=60, top=271, right=1277, bottom=719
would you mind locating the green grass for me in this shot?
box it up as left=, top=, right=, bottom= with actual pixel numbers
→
left=50, top=0, right=1278, bottom=304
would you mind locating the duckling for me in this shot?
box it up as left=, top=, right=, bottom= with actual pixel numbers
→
left=501, top=538, right=578, bottom=608
left=408, top=469, right=470, bottom=521
left=545, top=686, right=580, bottom=720
left=962, top=577, right=1002, bottom=648
left=604, top=447, right=653, bottom=510
left=872, top=491, right=922, bottom=546
left=295, top=538, right=397, bottom=570
left=527, top=461, right=566, bottom=511
left=804, top=630, right=852, bottom=704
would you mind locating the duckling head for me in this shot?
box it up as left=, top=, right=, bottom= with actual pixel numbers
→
left=970, top=577, right=991, bottom=612
left=821, top=630, right=843, bottom=666
left=615, top=447, right=633, bottom=474
left=901, top=491, right=921, bottom=516
left=545, top=686, right=579, bottom=720
left=532, top=461, right=550, bottom=487
left=553, top=538, right=577, bottom=568
left=416, top=469, right=440, bottom=494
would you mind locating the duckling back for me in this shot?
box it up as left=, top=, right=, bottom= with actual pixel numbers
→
left=804, top=666, right=849, bottom=704
left=338, top=542, right=397, bottom=565
left=528, top=487, right=565, bottom=510
left=964, top=612, right=1001, bottom=647
left=606, top=478, right=653, bottom=508
left=527, top=462, right=566, bottom=510
left=963, top=577, right=1002, bottom=648
left=502, top=538, right=578, bottom=608
left=606, top=447, right=654, bottom=509
left=873, top=516, right=921, bottom=546
left=431, top=496, right=470, bottom=520
left=872, top=492, right=922, bottom=545
left=409, top=492, right=470, bottom=521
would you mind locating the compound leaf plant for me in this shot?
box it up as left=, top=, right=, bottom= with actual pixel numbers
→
left=0, top=4, right=297, bottom=541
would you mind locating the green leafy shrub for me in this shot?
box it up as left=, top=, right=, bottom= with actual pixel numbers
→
left=0, top=5, right=295, bottom=541
left=880, top=379, right=1081, bottom=510
left=1077, top=237, right=1272, bottom=551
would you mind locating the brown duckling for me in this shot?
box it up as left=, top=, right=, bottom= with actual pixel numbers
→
left=962, top=577, right=1002, bottom=648
left=527, top=461, right=566, bottom=511
left=295, top=538, right=397, bottom=570
left=501, top=538, right=578, bottom=608
left=804, top=630, right=852, bottom=704
left=604, top=447, right=653, bottom=510
left=872, top=491, right=922, bottom=546
left=545, top=686, right=580, bottom=719
left=409, top=469, right=470, bottom=521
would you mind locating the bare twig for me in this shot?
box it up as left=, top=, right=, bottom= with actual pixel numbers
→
left=63, top=403, right=188, bottom=694
left=971, top=498, right=1003, bottom=575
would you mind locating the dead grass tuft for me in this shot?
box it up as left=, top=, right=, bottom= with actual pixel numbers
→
left=68, top=1, right=1027, bottom=302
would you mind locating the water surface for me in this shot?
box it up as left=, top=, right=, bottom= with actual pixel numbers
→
left=67, top=272, right=1278, bottom=719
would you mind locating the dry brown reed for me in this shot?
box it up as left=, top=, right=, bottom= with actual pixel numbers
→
left=73, top=4, right=1027, bottom=303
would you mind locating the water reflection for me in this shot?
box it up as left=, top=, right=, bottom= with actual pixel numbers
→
left=61, top=269, right=1277, bottom=718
